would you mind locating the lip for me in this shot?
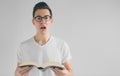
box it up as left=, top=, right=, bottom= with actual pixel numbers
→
left=40, top=26, right=46, bottom=29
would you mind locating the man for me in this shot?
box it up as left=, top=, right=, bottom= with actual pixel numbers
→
left=15, top=2, right=73, bottom=76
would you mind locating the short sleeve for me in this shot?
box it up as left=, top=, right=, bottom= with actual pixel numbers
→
left=17, top=44, right=23, bottom=63
left=61, top=41, right=72, bottom=63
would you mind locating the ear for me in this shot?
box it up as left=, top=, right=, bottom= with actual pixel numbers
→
left=50, top=19, right=54, bottom=24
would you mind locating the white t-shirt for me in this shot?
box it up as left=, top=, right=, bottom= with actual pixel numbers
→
left=17, top=36, right=72, bottom=76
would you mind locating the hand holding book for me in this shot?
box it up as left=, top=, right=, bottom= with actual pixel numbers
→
left=18, top=62, right=65, bottom=70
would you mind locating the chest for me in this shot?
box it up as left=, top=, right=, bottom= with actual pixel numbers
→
left=21, top=44, right=62, bottom=63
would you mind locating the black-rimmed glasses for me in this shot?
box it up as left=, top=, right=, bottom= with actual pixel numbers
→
left=34, top=15, right=52, bottom=22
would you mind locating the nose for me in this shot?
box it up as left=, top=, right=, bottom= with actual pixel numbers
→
left=40, top=18, right=46, bottom=24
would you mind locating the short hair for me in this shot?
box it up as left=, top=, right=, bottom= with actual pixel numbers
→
left=33, top=2, right=52, bottom=18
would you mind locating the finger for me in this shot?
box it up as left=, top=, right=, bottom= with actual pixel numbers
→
left=18, top=66, right=30, bottom=72
left=20, top=67, right=32, bottom=75
left=52, top=69, right=59, bottom=76
left=55, top=68, right=64, bottom=72
left=23, top=73, right=28, bottom=76
left=15, top=66, right=32, bottom=76
left=21, top=67, right=32, bottom=73
left=53, top=68, right=63, bottom=76
left=20, top=68, right=32, bottom=76
left=19, top=66, right=32, bottom=72
left=21, top=70, right=29, bottom=76
left=15, top=67, right=28, bottom=75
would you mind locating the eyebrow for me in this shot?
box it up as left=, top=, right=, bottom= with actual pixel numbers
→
left=35, top=15, right=50, bottom=17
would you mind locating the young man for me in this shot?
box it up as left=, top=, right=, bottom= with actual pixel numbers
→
left=15, top=2, right=73, bottom=76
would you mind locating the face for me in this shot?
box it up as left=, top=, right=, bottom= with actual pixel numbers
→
left=32, top=9, right=53, bottom=34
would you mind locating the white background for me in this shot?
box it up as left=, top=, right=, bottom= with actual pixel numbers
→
left=0, top=0, right=120, bottom=76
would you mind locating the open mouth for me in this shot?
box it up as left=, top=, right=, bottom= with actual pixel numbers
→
left=40, top=26, right=46, bottom=29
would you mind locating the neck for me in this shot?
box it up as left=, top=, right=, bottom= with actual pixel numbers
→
left=34, top=32, right=50, bottom=45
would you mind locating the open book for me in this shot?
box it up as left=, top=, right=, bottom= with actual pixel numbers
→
left=18, top=61, right=65, bottom=70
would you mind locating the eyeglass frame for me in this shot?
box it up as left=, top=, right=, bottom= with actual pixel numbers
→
left=33, top=15, right=52, bottom=22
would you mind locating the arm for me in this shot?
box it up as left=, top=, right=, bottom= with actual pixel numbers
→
left=52, top=61, right=73, bottom=76
left=15, top=63, right=33, bottom=76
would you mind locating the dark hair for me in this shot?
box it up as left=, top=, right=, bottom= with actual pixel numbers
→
left=33, top=2, right=52, bottom=18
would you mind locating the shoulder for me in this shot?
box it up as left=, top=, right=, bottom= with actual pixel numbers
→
left=52, top=36, right=69, bottom=48
left=19, top=36, right=34, bottom=47
left=52, top=36, right=65, bottom=44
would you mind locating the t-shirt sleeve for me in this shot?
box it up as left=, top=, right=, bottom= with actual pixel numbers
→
left=61, top=41, right=72, bottom=63
left=17, top=44, right=22, bottom=63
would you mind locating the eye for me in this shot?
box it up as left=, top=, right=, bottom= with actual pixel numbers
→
left=44, top=16, right=50, bottom=20
left=34, top=16, right=42, bottom=21
left=36, top=17, right=42, bottom=20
